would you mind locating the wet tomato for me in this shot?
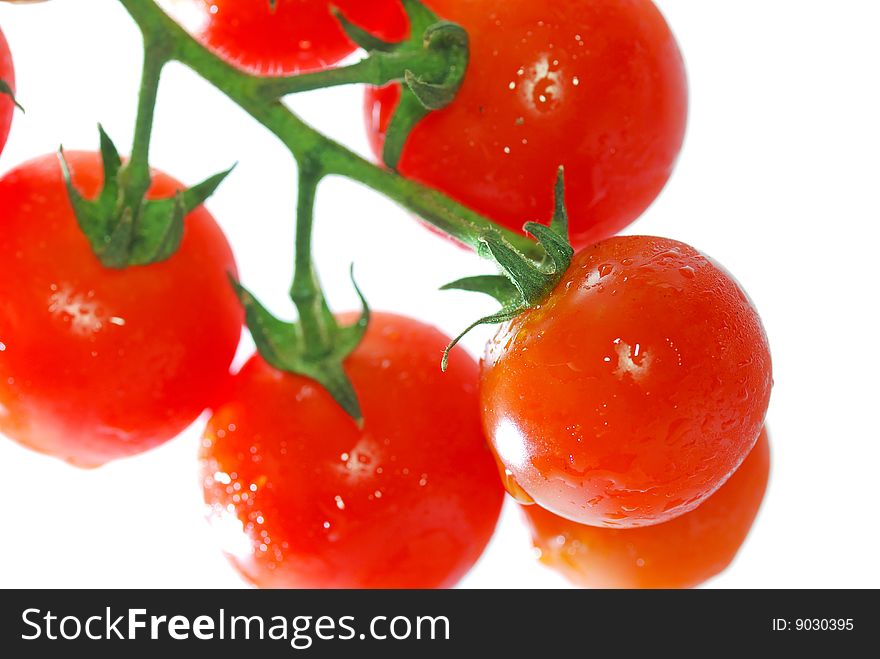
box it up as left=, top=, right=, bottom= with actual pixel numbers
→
left=1, top=26, right=14, bottom=156
left=0, top=152, right=243, bottom=467
left=186, top=0, right=409, bottom=76
left=480, top=235, right=772, bottom=528
left=200, top=312, right=504, bottom=589
left=525, top=429, right=770, bottom=588
left=365, top=0, right=688, bottom=248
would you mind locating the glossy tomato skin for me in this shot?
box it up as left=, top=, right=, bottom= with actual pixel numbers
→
left=190, top=0, right=409, bottom=76
left=525, top=429, right=770, bottom=589
left=365, top=0, right=688, bottom=249
left=0, top=152, right=243, bottom=467
left=481, top=236, right=772, bottom=528
left=200, top=313, right=504, bottom=589
left=1, top=26, right=14, bottom=156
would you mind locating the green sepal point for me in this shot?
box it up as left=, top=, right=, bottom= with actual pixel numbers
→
left=332, top=7, right=399, bottom=52
left=440, top=168, right=575, bottom=369
left=60, top=126, right=234, bottom=269
left=230, top=265, right=371, bottom=423
left=0, top=79, right=24, bottom=112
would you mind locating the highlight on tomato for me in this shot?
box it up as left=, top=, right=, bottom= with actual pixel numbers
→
left=365, top=0, right=688, bottom=249
left=0, top=151, right=243, bottom=467
left=480, top=235, right=772, bottom=528
left=200, top=312, right=504, bottom=589
left=0, top=25, right=14, bottom=156
left=525, top=429, right=771, bottom=589
left=183, top=0, right=409, bottom=76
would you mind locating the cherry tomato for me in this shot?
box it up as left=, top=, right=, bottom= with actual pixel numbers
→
left=365, top=0, right=688, bottom=249
left=200, top=312, right=504, bottom=588
left=525, top=429, right=770, bottom=589
left=186, top=0, right=409, bottom=76
left=0, top=152, right=243, bottom=467
left=0, top=26, right=14, bottom=156
left=480, top=235, right=772, bottom=528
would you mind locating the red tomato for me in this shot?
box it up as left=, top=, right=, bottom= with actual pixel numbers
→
left=365, top=0, right=688, bottom=249
left=200, top=312, right=504, bottom=588
left=0, top=152, right=243, bottom=467
left=525, top=429, right=770, bottom=589
left=480, top=235, right=772, bottom=528
left=188, top=0, right=409, bottom=76
left=0, top=26, right=14, bottom=156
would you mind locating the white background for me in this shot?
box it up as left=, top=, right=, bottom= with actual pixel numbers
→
left=1, top=0, right=878, bottom=588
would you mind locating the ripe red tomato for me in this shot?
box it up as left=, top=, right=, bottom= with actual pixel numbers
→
left=480, top=235, right=772, bottom=528
left=525, top=428, right=770, bottom=589
left=187, top=0, right=409, bottom=76
left=365, top=0, right=688, bottom=249
left=0, top=26, right=14, bottom=156
left=0, top=152, right=243, bottom=467
left=200, top=312, right=504, bottom=588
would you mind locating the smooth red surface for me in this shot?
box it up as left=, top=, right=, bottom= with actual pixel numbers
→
left=525, top=429, right=770, bottom=588
left=0, top=152, right=243, bottom=467
left=364, top=0, right=688, bottom=249
left=480, top=236, right=772, bottom=528
left=200, top=313, right=504, bottom=589
left=0, top=27, right=14, bottom=155
left=191, top=0, right=409, bottom=75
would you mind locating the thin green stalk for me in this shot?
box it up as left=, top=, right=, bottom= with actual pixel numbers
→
left=121, top=37, right=168, bottom=198
left=255, top=48, right=445, bottom=99
left=290, top=160, right=335, bottom=359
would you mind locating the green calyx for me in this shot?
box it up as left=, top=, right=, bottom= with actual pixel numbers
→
left=60, top=126, right=233, bottom=269
left=0, top=79, right=24, bottom=111
left=231, top=266, right=370, bottom=423
left=337, top=0, right=469, bottom=169
left=440, top=168, right=575, bottom=370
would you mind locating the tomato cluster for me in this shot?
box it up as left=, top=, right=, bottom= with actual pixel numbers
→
left=0, top=0, right=772, bottom=589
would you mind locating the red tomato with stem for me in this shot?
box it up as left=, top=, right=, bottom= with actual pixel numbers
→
left=525, top=429, right=771, bottom=589
left=0, top=152, right=243, bottom=467
left=186, top=0, right=409, bottom=76
left=200, top=312, right=504, bottom=589
left=365, top=0, right=688, bottom=249
left=0, top=26, right=14, bottom=156
left=480, top=235, right=772, bottom=528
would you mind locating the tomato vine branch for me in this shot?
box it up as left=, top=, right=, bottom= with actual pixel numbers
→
left=113, top=0, right=538, bottom=256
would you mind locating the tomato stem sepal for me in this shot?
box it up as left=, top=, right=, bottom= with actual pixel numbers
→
left=0, top=78, right=24, bottom=112
left=334, top=0, right=469, bottom=169
left=59, top=126, right=234, bottom=269
left=230, top=266, right=371, bottom=424
left=440, top=168, right=575, bottom=370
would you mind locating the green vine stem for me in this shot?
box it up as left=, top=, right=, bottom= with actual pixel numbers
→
left=119, top=36, right=169, bottom=201
left=290, top=160, right=334, bottom=360
left=254, top=48, right=444, bottom=99
left=114, top=0, right=540, bottom=258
